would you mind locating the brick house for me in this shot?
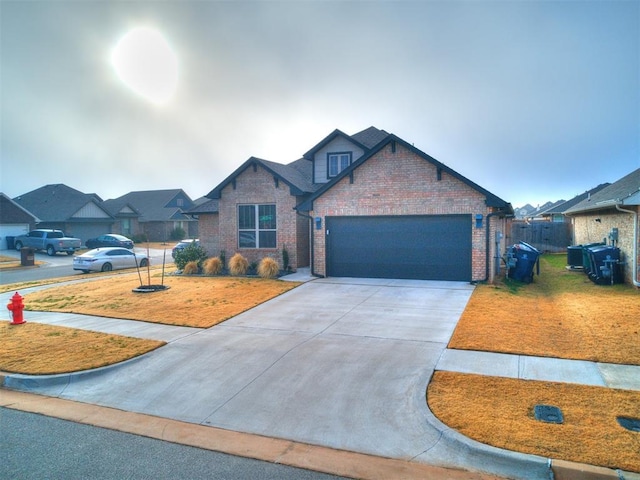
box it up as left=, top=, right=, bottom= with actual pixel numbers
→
left=198, top=127, right=513, bottom=282
left=105, top=189, right=198, bottom=242
left=12, top=184, right=115, bottom=244
left=564, top=168, right=640, bottom=287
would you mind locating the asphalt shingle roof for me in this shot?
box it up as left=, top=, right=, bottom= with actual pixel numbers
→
left=565, top=168, right=640, bottom=214
left=13, top=184, right=110, bottom=222
left=107, top=189, right=194, bottom=222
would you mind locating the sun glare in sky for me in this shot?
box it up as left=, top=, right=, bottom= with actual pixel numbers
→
left=111, top=27, right=178, bottom=105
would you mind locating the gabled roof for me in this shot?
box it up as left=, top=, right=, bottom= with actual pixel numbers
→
left=350, top=126, right=389, bottom=149
left=302, top=128, right=384, bottom=160
left=0, top=192, right=41, bottom=222
left=13, top=184, right=112, bottom=222
left=206, top=127, right=392, bottom=201
left=206, top=157, right=316, bottom=199
left=296, top=134, right=513, bottom=213
left=531, top=200, right=566, bottom=217
left=102, top=199, right=141, bottom=217
left=538, top=184, right=610, bottom=215
left=107, top=189, right=194, bottom=222
left=187, top=198, right=219, bottom=214
left=564, top=168, right=640, bottom=214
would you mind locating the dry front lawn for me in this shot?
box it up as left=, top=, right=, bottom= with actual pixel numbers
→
left=450, top=255, right=640, bottom=365
left=0, top=321, right=164, bottom=375
left=428, top=371, right=640, bottom=472
left=22, top=275, right=300, bottom=328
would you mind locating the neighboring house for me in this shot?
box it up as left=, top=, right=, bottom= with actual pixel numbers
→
left=564, top=168, right=640, bottom=287
left=538, top=184, right=610, bottom=223
left=201, top=126, right=513, bottom=283
left=527, top=200, right=565, bottom=221
left=12, top=184, right=114, bottom=244
left=514, top=204, right=535, bottom=220
left=0, top=192, right=40, bottom=249
left=105, top=189, right=198, bottom=242
left=101, top=199, right=142, bottom=238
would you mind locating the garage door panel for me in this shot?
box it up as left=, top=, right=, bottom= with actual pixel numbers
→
left=326, top=215, right=471, bottom=281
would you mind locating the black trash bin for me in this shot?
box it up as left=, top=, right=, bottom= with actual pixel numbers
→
left=20, top=247, right=35, bottom=267
left=566, top=245, right=583, bottom=268
left=507, top=241, right=541, bottom=283
left=6, top=236, right=15, bottom=250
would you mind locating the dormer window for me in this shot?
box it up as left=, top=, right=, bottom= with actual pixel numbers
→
left=327, top=152, right=352, bottom=177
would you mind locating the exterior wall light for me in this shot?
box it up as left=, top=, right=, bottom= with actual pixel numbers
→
left=475, top=214, right=483, bottom=229
left=315, top=217, right=322, bottom=230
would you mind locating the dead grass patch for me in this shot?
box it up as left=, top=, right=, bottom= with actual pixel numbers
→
left=428, top=371, right=640, bottom=472
left=450, top=255, right=640, bottom=365
left=23, top=275, right=300, bottom=328
left=0, top=321, right=164, bottom=375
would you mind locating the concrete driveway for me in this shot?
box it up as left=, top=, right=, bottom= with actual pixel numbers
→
left=3, top=277, right=549, bottom=478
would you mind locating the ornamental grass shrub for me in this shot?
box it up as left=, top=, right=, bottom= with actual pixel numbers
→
left=229, top=253, right=249, bottom=276
left=183, top=261, right=199, bottom=275
left=203, top=257, right=223, bottom=275
left=258, top=257, right=279, bottom=279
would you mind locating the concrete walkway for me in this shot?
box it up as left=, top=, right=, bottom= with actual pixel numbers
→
left=2, top=275, right=639, bottom=480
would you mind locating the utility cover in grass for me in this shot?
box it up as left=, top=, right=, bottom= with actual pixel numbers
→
left=617, top=416, right=640, bottom=432
left=534, top=404, right=564, bottom=424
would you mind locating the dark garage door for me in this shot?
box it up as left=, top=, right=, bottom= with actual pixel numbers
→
left=326, top=215, right=472, bottom=281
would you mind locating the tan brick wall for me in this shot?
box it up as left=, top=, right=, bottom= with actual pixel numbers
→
left=308, top=143, right=501, bottom=281
left=198, top=213, right=219, bottom=258
left=571, top=206, right=640, bottom=285
left=216, top=163, right=306, bottom=269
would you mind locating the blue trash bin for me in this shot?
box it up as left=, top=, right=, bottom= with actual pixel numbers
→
left=507, top=242, right=541, bottom=283
left=585, top=245, right=621, bottom=285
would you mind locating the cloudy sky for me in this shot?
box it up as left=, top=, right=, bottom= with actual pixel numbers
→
left=1, top=1, right=638, bottom=208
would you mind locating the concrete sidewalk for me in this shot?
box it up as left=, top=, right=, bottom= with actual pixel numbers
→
left=437, top=348, right=640, bottom=391
left=2, top=277, right=639, bottom=480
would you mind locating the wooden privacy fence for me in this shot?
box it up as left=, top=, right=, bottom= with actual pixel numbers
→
left=510, top=221, right=573, bottom=253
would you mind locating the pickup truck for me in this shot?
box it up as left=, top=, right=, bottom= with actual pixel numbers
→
left=14, top=229, right=82, bottom=256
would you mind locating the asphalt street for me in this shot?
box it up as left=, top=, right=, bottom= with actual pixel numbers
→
left=2, top=407, right=348, bottom=480
left=0, top=247, right=171, bottom=285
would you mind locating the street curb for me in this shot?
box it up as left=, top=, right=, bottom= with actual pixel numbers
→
left=1, top=388, right=504, bottom=480
left=1, top=354, right=146, bottom=391
left=551, top=459, right=630, bottom=480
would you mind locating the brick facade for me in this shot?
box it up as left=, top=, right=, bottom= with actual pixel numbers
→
left=571, top=206, right=639, bottom=285
left=308, top=143, right=507, bottom=282
left=215, top=163, right=308, bottom=269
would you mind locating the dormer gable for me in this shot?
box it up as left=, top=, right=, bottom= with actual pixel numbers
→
left=303, top=127, right=389, bottom=184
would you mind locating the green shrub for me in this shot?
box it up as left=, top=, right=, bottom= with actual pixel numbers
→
left=258, top=257, right=279, bottom=279
left=183, top=261, right=199, bottom=275
left=174, top=243, right=208, bottom=270
left=132, top=233, right=148, bottom=244
left=169, top=227, right=186, bottom=241
left=229, top=253, right=249, bottom=276
left=203, top=257, right=223, bottom=275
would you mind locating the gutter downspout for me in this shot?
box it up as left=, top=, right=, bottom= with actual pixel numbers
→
left=295, top=210, right=315, bottom=276
left=615, top=204, right=640, bottom=287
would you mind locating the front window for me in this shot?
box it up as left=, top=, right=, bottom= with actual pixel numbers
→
left=238, top=204, right=276, bottom=248
left=121, top=218, right=131, bottom=234
left=328, top=152, right=352, bottom=177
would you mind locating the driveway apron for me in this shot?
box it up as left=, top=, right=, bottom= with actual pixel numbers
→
left=9, top=278, right=475, bottom=462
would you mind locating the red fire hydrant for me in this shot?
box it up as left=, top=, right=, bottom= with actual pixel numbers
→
left=7, top=292, right=25, bottom=325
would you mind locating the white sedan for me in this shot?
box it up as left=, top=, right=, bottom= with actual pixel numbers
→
left=73, top=247, right=149, bottom=273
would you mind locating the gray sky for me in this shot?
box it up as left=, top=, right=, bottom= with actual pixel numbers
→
left=1, top=0, right=638, bottom=208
